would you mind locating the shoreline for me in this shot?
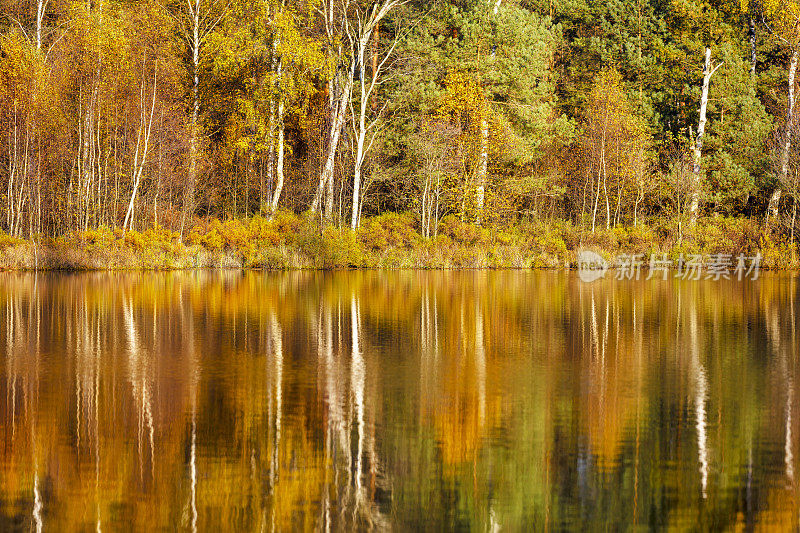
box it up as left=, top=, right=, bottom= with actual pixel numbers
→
left=0, top=212, right=796, bottom=272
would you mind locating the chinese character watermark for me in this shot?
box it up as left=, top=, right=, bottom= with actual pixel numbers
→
left=576, top=250, right=761, bottom=282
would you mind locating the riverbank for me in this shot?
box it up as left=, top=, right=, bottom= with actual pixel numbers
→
left=0, top=211, right=796, bottom=270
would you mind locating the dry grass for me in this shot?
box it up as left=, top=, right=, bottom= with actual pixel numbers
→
left=0, top=213, right=794, bottom=271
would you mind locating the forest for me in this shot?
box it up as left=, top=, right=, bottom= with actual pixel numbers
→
left=1, top=0, right=800, bottom=268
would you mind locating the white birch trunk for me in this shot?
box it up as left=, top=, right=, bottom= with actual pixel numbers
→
left=351, top=38, right=370, bottom=230
left=749, top=17, right=757, bottom=76
left=36, top=0, right=49, bottom=51
left=270, top=60, right=285, bottom=214
left=768, top=49, right=798, bottom=222
left=311, top=74, right=353, bottom=217
left=311, top=0, right=402, bottom=220
left=123, top=68, right=157, bottom=231
left=350, top=23, right=399, bottom=229
left=476, top=112, right=488, bottom=225
left=264, top=38, right=278, bottom=213
left=476, top=0, right=501, bottom=224
left=689, top=48, right=721, bottom=226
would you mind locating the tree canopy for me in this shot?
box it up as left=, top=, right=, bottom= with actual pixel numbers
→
left=0, top=0, right=796, bottom=238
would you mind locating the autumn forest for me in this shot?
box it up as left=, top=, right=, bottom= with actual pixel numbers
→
left=1, top=0, right=800, bottom=267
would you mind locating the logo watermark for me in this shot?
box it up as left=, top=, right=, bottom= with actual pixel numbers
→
left=576, top=250, right=609, bottom=283
left=576, top=251, right=761, bottom=282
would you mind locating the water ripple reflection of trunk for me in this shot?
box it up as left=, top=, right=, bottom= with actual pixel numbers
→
left=690, top=300, right=709, bottom=500
left=1, top=272, right=799, bottom=529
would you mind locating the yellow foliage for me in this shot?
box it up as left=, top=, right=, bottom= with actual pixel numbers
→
left=761, top=0, right=800, bottom=45
left=201, top=229, right=224, bottom=251
left=357, top=212, right=420, bottom=250
left=0, top=230, right=24, bottom=250
left=123, top=230, right=147, bottom=251
left=438, top=215, right=490, bottom=245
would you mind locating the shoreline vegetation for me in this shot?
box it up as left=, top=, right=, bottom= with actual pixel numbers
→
left=1, top=211, right=797, bottom=271
left=4, top=2, right=800, bottom=267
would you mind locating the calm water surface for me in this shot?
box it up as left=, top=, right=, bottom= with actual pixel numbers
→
left=0, top=271, right=798, bottom=530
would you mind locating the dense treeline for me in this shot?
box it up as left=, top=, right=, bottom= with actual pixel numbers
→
left=0, top=0, right=799, bottom=242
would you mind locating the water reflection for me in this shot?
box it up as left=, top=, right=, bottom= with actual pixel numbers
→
left=0, top=271, right=798, bottom=529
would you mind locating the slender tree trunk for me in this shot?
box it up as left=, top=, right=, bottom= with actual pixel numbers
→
left=421, top=169, right=431, bottom=238
left=792, top=197, right=797, bottom=254
left=123, top=67, right=157, bottom=231
left=768, top=49, right=798, bottom=223
left=8, top=105, right=18, bottom=234
left=270, top=58, right=285, bottom=214
left=351, top=40, right=370, bottom=230
left=36, top=0, right=49, bottom=51
left=325, top=145, right=335, bottom=219
left=351, top=140, right=365, bottom=230
left=312, top=0, right=401, bottom=221
left=690, top=48, right=720, bottom=226
left=81, top=89, right=92, bottom=228
left=264, top=27, right=279, bottom=214
left=371, top=23, right=379, bottom=112
left=181, top=0, right=201, bottom=238
left=433, top=172, right=441, bottom=237
left=749, top=17, right=757, bottom=76
left=591, top=159, right=601, bottom=232
left=602, top=148, right=610, bottom=229
left=351, top=23, right=399, bottom=229
left=476, top=109, right=488, bottom=225
left=311, top=73, right=353, bottom=218
left=476, top=0, right=501, bottom=225
left=592, top=106, right=609, bottom=232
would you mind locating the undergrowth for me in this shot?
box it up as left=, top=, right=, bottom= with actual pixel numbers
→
left=0, top=211, right=794, bottom=270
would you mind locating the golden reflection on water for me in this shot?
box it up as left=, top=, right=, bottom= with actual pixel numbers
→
left=0, top=271, right=798, bottom=530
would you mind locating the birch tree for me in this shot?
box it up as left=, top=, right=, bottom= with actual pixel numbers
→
left=347, top=16, right=402, bottom=229
left=35, top=0, right=49, bottom=51
left=206, top=0, right=323, bottom=217
left=688, top=47, right=722, bottom=227
left=474, top=0, right=503, bottom=225
left=582, top=67, right=650, bottom=231
left=122, top=65, right=158, bottom=231
left=0, top=35, right=40, bottom=237
left=170, top=0, right=227, bottom=236
left=762, top=0, right=800, bottom=223
left=411, top=118, right=458, bottom=238
left=310, top=0, right=404, bottom=222
left=268, top=0, right=326, bottom=214
left=394, top=1, right=567, bottom=225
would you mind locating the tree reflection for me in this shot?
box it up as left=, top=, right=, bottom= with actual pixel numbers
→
left=0, top=271, right=797, bottom=529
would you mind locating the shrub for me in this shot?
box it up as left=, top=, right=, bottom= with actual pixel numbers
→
left=438, top=215, right=488, bottom=245
left=358, top=212, right=420, bottom=250
left=579, top=227, right=619, bottom=252
left=201, top=229, right=224, bottom=251
left=220, top=219, right=251, bottom=254
left=613, top=225, right=657, bottom=255
left=78, top=226, right=116, bottom=251
left=187, top=221, right=225, bottom=252
left=141, top=226, right=182, bottom=253
left=248, top=216, right=282, bottom=247
left=761, top=234, right=798, bottom=269
left=495, top=230, right=516, bottom=246
left=271, top=210, right=304, bottom=241
left=293, top=221, right=362, bottom=268
left=123, top=230, right=147, bottom=252
left=450, top=246, right=483, bottom=268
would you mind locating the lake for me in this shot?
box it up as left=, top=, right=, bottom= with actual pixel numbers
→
left=0, top=270, right=798, bottom=530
